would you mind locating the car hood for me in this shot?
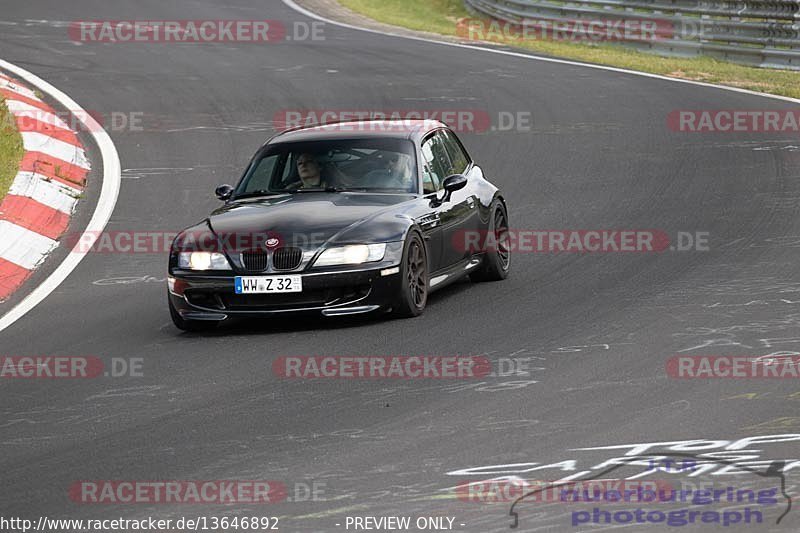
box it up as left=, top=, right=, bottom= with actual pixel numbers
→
left=207, top=192, right=416, bottom=251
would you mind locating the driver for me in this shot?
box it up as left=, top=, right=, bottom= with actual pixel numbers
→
left=288, top=152, right=354, bottom=190
left=292, top=152, right=325, bottom=189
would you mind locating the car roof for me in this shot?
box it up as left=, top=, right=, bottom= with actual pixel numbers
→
left=265, top=118, right=449, bottom=146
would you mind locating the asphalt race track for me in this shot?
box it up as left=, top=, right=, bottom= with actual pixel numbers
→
left=2, top=1, right=800, bottom=532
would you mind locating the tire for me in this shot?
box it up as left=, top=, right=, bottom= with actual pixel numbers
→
left=392, top=231, right=429, bottom=318
left=169, top=295, right=220, bottom=332
left=470, top=199, right=511, bottom=282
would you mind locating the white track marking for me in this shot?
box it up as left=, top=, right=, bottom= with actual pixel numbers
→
left=20, top=132, right=90, bottom=168
left=8, top=171, right=79, bottom=214
left=6, top=100, right=71, bottom=130
left=0, top=77, right=40, bottom=100
left=281, top=0, right=800, bottom=105
left=0, top=59, right=121, bottom=333
left=0, top=221, right=58, bottom=270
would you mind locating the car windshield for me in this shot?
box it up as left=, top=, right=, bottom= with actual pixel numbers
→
left=234, top=138, right=419, bottom=198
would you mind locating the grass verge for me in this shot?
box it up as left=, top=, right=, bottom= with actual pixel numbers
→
left=339, top=0, right=800, bottom=99
left=0, top=96, right=23, bottom=201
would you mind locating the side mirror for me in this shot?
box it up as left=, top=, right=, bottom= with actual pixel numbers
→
left=215, top=184, right=234, bottom=201
left=441, top=174, right=468, bottom=203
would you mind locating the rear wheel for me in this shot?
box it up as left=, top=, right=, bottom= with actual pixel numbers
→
left=392, top=232, right=428, bottom=318
left=169, top=295, right=220, bottom=332
left=470, top=199, right=510, bottom=282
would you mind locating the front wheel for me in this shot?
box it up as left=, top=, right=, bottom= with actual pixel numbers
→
left=470, top=199, right=510, bottom=282
left=392, top=232, right=428, bottom=318
left=169, top=295, right=220, bottom=332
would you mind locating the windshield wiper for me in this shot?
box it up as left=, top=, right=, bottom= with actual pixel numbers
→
left=232, top=190, right=285, bottom=200
left=286, top=186, right=347, bottom=193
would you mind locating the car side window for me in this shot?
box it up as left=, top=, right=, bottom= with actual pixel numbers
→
left=441, top=130, right=470, bottom=175
left=421, top=133, right=451, bottom=194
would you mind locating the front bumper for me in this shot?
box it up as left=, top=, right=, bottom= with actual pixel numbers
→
left=168, top=265, right=402, bottom=321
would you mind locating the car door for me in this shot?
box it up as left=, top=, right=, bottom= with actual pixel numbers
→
left=419, top=130, right=472, bottom=270
left=434, top=129, right=479, bottom=266
left=418, top=131, right=451, bottom=271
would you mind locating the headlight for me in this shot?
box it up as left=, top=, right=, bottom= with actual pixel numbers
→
left=314, top=244, right=386, bottom=267
left=178, top=252, right=231, bottom=271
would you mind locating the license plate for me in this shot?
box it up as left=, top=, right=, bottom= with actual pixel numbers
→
left=235, top=276, right=302, bottom=294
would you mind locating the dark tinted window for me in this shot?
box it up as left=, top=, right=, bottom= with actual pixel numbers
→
left=441, top=130, right=470, bottom=174
left=421, top=132, right=451, bottom=194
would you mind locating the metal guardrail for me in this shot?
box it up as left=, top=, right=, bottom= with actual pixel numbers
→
left=464, top=0, right=800, bottom=69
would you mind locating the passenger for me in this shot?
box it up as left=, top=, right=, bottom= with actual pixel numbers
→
left=365, top=152, right=414, bottom=190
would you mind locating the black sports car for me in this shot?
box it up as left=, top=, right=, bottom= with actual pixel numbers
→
left=167, top=119, right=509, bottom=331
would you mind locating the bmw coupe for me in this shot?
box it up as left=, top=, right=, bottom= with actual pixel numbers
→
left=167, top=119, right=509, bottom=331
